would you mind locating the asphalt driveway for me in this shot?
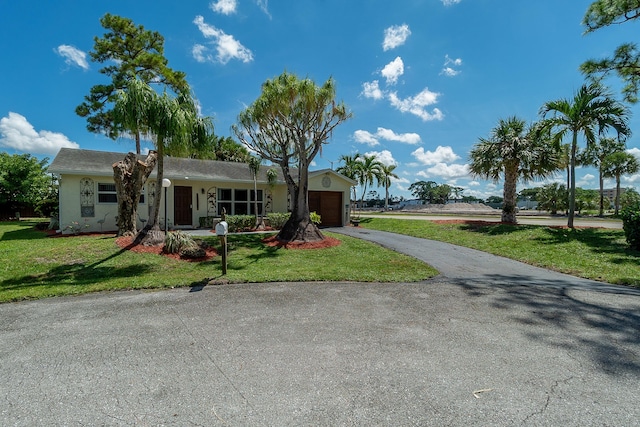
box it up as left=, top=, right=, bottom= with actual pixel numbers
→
left=1, top=229, right=639, bottom=426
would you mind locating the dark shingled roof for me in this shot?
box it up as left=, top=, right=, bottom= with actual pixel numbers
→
left=49, top=148, right=285, bottom=184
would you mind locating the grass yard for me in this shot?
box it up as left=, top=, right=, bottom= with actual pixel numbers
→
left=0, top=221, right=437, bottom=302
left=360, top=217, right=640, bottom=287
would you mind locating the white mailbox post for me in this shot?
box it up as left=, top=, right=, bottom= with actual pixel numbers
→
left=216, top=221, right=229, bottom=274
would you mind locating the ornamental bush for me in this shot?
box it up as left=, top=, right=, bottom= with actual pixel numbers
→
left=266, top=212, right=290, bottom=229
left=225, top=215, right=254, bottom=232
left=164, top=230, right=197, bottom=254
left=621, top=201, right=640, bottom=250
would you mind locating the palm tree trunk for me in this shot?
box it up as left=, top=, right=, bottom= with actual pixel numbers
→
left=568, top=133, right=577, bottom=228
left=598, top=166, right=605, bottom=217
left=615, top=175, right=621, bottom=216
left=502, top=165, right=518, bottom=224
left=385, top=183, right=390, bottom=211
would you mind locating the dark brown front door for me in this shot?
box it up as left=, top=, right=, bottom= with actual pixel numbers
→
left=174, top=186, right=192, bottom=226
left=309, top=191, right=342, bottom=227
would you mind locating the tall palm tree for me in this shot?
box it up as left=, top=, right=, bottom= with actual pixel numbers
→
left=469, top=116, right=561, bottom=224
left=578, top=137, right=626, bottom=216
left=602, top=151, right=640, bottom=215
left=357, top=155, right=384, bottom=211
left=379, top=163, right=399, bottom=210
left=540, top=82, right=630, bottom=228
left=247, top=156, right=264, bottom=229
left=337, top=153, right=362, bottom=212
left=116, top=78, right=212, bottom=244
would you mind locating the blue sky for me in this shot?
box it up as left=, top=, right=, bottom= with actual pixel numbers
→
left=1, top=0, right=640, bottom=201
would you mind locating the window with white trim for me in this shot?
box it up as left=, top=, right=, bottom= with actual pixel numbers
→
left=217, top=188, right=263, bottom=215
left=98, top=183, right=145, bottom=204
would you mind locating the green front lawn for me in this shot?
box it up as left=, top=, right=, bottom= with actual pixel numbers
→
left=0, top=221, right=437, bottom=302
left=360, top=217, right=640, bottom=287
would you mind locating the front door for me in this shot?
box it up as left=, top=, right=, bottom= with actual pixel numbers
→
left=174, top=186, right=192, bottom=226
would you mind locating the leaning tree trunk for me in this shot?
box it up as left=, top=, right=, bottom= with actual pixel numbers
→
left=277, top=165, right=324, bottom=243
left=112, top=151, right=158, bottom=237
left=136, top=144, right=166, bottom=246
left=501, top=165, right=518, bottom=224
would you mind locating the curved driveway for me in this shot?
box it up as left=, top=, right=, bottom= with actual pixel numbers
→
left=1, top=228, right=639, bottom=426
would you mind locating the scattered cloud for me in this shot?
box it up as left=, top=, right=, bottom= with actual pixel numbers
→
left=441, top=55, right=462, bottom=77
left=412, top=146, right=460, bottom=165
left=193, top=16, right=254, bottom=64
left=628, top=147, right=640, bottom=159
left=0, top=112, right=79, bottom=156
left=361, top=80, right=384, bottom=100
left=442, top=0, right=462, bottom=5
left=381, top=57, right=404, bottom=85
left=388, top=88, right=444, bottom=121
left=56, top=45, right=89, bottom=70
left=365, top=150, right=398, bottom=166
left=355, top=127, right=421, bottom=146
left=382, top=24, right=411, bottom=51
left=256, top=0, right=271, bottom=18
left=468, top=181, right=480, bottom=187
left=210, top=0, right=237, bottom=14
left=353, top=130, right=380, bottom=147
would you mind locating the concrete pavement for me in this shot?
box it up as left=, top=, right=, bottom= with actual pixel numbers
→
left=1, top=229, right=639, bottom=426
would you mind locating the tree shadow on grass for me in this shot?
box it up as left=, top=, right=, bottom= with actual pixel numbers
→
left=0, top=239, right=154, bottom=297
left=534, top=227, right=639, bottom=261
left=452, top=274, right=640, bottom=377
left=458, top=221, right=532, bottom=235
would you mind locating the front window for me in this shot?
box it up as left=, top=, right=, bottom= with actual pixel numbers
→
left=217, top=188, right=263, bottom=215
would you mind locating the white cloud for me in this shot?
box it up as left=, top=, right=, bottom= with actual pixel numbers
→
left=353, top=130, right=380, bottom=147
left=468, top=181, right=480, bottom=187
left=383, top=24, right=411, bottom=51
left=628, top=147, right=640, bottom=159
left=420, top=163, right=469, bottom=179
left=361, top=80, right=384, bottom=100
left=256, top=0, right=271, bottom=18
left=412, top=146, right=460, bottom=166
left=381, top=57, right=404, bottom=85
left=210, top=0, right=237, bottom=14
left=193, top=16, right=254, bottom=64
left=354, top=127, right=421, bottom=146
left=441, top=55, right=462, bottom=77
left=56, top=45, right=89, bottom=70
left=0, top=112, right=79, bottom=156
left=388, top=88, right=444, bottom=121
left=365, top=149, right=397, bottom=166
left=442, top=0, right=461, bottom=5
left=440, top=67, right=460, bottom=77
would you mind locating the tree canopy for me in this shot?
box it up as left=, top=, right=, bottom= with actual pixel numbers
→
left=233, top=71, right=351, bottom=242
left=582, top=0, right=640, bottom=102
left=0, top=153, right=52, bottom=217
left=76, top=13, right=188, bottom=152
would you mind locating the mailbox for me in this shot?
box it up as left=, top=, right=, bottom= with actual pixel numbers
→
left=215, top=221, right=228, bottom=236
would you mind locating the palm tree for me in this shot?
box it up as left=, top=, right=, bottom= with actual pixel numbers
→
left=379, top=163, right=399, bottom=210
left=357, top=155, right=384, bottom=212
left=537, top=182, right=568, bottom=215
left=540, top=82, right=630, bottom=228
left=602, top=151, right=640, bottom=215
left=247, top=156, right=264, bottom=229
left=336, top=153, right=362, bottom=214
left=578, top=137, right=626, bottom=216
left=469, top=117, right=561, bottom=224
left=116, top=78, right=212, bottom=244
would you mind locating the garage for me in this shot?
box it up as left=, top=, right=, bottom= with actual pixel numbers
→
left=309, top=191, right=343, bottom=227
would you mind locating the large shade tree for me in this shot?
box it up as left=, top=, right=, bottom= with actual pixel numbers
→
left=76, top=13, right=188, bottom=153
left=0, top=153, right=52, bottom=218
left=602, top=150, right=640, bottom=214
left=540, top=83, right=630, bottom=228
left=233, top=71, right=351, bottom=243
left=582, top=0, right=640, bottom=103
left=114, top=78, right=212, bottom=243
left=469, top=116, right=561, bottom=224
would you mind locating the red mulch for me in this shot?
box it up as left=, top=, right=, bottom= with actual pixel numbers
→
left=115, top=236, right=218, bottom=262
left=261, top=235, right=341, bottom=249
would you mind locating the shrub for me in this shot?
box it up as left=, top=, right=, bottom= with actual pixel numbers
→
left=621, top=201, right=640, bottom=250
left=310, top=211, right=321, bottom=225
left=267, top=212, right=290, bottom=229
left=179, top=245, right=206, bottom=259
left=164, top=230, right=197, bottom=254
left=225, top=215, right=254, bottom=232
left=199, top=216, right=216, bottom=228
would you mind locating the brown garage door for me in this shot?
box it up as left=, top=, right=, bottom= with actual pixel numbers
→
left=309, top=191, right=342, bottom=227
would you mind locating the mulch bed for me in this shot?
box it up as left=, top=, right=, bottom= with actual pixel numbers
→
left=115, top=236, right=218, bottom=262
